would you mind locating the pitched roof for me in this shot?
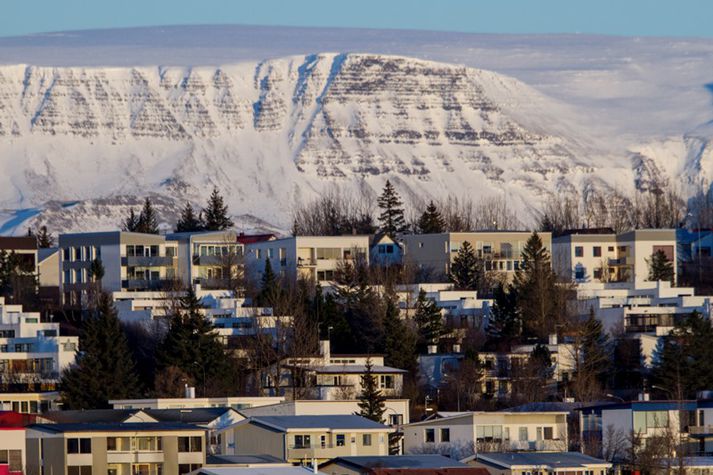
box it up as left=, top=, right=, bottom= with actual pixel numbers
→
left=470, top=452, right=611, bottom=469
left=0, top=411, right=36, bottom=428
left=40, top=409, right=148, bottom=424
left=145, top=407, right=237, bottom=424
left=324, top=455, right=467, bottom=469
left=28, top=422, right=205, bottom=433
left=249, top=415, right=389, bottom=431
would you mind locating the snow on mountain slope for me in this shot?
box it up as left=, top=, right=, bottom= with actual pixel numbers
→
left=0, top=25, right=711, bottom=234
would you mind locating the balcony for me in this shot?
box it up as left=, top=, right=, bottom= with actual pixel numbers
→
left=608, top=257, right=629, bottom=266
left=688, top=425, right=713, bottom=436
left=193, top=255, right=233, bottom=266
left=122, top=279, right=167, bottom=291
left=297, top=257, right=316, bottom=267
left=122, top=256, right=175, bottom=267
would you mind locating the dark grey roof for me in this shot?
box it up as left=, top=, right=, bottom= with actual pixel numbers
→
left=324, top=455, right=466, bottom=469
left=475, top=452, right=610, bottom=468
left=28, top=422, right=205, bottom=433
left=250, top=415, right=388, bottom=431
left=145, top=408, right=235, bottom=424
left=502, top=402, right=600, bottom=413
left=314, top=365, right=407, bottom=374
left=41, top=409, right=145, bottom=424
left=206, top=454, right=284, bottom=465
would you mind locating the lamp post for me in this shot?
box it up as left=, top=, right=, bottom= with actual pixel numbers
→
left=605, top=393, right=626, bottom=403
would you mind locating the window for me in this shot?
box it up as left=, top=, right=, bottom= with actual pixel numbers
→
left=425, top=428, right=435, bottom=443
left=67, top=438, right=91, bottom=454
left=574, top=246, right=583, bottom=257
left=336, top=434, right=346, bottom=446
left=389, top=414, right=403, bottom=426
left=294, top=435, right=311, bottom=448
left=593, top=246, right=602, bottom=257
left=441, top=428, right=450, bottom=442
left=362, top=434, right=372, bottom=446
left=633, top=410, right=669, bottom=432
left=608, top=246, right=615, bottom=252
left=177, top=436, right=202, bottom=452
left=593, top=268, right=602, bottom=280
left=63, top=247, right=71, bottom=261
left=575, top=267, right=585, bottom=280
left=135, top=436, right=162, bottom=452
left=379, top=375, right=394, bottom=389
left=543, top=427, right=554, bottom=440
left=67, top=467, right=92, bottom=475
left=316, top=248, right=341, bottom=260
left=519, top=427, right=528, bottom=441
left=476, top=425, right=503, bottom=442
left=179, top=465, right=202, bottom=475
left=0, top=450, right=22, bottom=472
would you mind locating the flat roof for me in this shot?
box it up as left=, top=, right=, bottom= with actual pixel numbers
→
left=323, top=455, right=467, bottom=469
left=249, top=415, right=388, bottom=431
left=473, top=452, right=610, bottom=469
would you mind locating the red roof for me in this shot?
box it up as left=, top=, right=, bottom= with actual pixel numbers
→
left=236, top=233, right=276, bottom=245
left=0, top=411, right=36, bottom=428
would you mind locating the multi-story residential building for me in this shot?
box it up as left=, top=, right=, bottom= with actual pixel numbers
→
left=465, top=452, right=611, bottom=475
left=0, top=298, right=78, bottom=390
left=167, top=231, right=274, bottom=290
left=58, top=232, right=179, bottom=306
left=263, top=341, right=406, bottom=401
left=110, top=395, right=285, bottom=411
left=0, top=236, right=38, bottom=273
left=401, top=232, right=551, bottom=281
left=396, top=283, right=492, bottom=330
left=369, top=234, right=403, bottom=267
left=553, top=228, right=677, bottom=284
left=403, top=411, right=568, bottom=456
left=245, top=236, right=370, bottom=285
left=0, top=411, right=33, bottom=475
left=219, top=415, right=394, bottom=464
left=578, top=398, right=713, bottom=459
left=25, top=422, right=207, bottom=475
left=0, top=391, right=61, bottom=413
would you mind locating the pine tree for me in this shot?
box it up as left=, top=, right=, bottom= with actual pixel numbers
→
left=175, top=203, right=204, bottom=232
left=417, top=201, right=445, bottom=234
left=256, top=259, right=280, bottom=307
left=578, top=310, right=610, bottom=397
left=413, top=289, right=443, bottom=353
left=377, top=180, right=407, bottom=236
left=358, top=358, right=386, bottom=422
left=122, top=208, right=139, bottom=232
left=36, top=226, right=54, bottom=248
left=137, top=197, right=159, bottom=234
left=60, top=293, right=141, bottom=409
left=203, top=187, right=234, bottom=231
left=487, top=283, right=521, bottom=343
left=513, top=232, right=559, bottom=338
left=155, top=287, right=232, bottom=396
left=382, top=297, right=417, bottom=371
left=647, top=249, right=675, bottom=283
left=449, top=241, right=484, bottom=291
left=89, top=258, right=105, bottom=282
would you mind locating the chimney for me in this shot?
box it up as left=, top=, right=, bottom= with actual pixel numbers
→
left=638, top=392, right=650, bottom=401
left=184, top=385, right=196, bottom=399
left=549, top=334, right=558, bottom=345
left=319, top=340, right=331, bottom=361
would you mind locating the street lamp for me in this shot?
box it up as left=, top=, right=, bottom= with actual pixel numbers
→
left=605, top=393, right=626, bottom=403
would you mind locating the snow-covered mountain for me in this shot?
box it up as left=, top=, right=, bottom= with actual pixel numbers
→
left=0, top=26, right=712, bottom=234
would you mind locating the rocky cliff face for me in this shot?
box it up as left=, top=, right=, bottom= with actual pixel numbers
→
left=0, top=53, right=637, bottom=234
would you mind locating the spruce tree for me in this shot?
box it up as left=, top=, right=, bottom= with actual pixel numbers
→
left=60, top=293, right=141, bottom=409
left=358, top=358, right=386, bottom=423
left=122, top=208, right=139, bottom=232
left=36, top=226, right=54, bottom=248
left=175, top=203, right=204, bottom=232
left=155, top=287, right=232, bottom=396
left=647, top=249, right=675, bottom=283
left=449, top=241, right=484, bottom=291
left=203, top=187, right=234, bottom=231
left=513, top=232, right=559, bottom=338
left=487, top=283, right=521, bottom=343
left=578, top=310, right=610, bottom=395
left=377, top=180, right=407, bottom=236
left=413, top=289, right=443, bottom=353
left=417, top=201, right=445, bottom=234
left=137, top=197, right=159, bottom=234
left=256, top=258, right=280, bottom=306
left=382, top=297, right=417, bottom=371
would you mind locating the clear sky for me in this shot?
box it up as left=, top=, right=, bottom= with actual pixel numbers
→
left=1, top=0, right=712, bottom=38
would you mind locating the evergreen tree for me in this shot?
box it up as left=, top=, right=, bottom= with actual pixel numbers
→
left=334, top=259, right=382, bottom=354
left=377, top=180, right=407, bottom=236
left=573, top=310, right=610, bottom=401
left=60, top=293, right=141, bottom=409
left=449, top=241, right=484, bottom=291
left=358, top=358, right=386, bottom=422
left=256, top=259, right=280, bottom=307
left=647, top=249, right=675, bottom=283
left=203, top=187, right=234, bottom=231
left=137, top=197, right=159, bottom=234
left=513, top=232, right=559, bottom=338
left=155, top=287, right=232, bottom=396
left=175, top=203, right=204, bottom=232
left=487, top=283, right=521, bottom=343
left=413, top=289, right=443, bottom=353
left=89, top=258, right=105, bottom=282
left=382, top=297, right=417, bottom=372
left=417, top=201, right=445, bottom=234
left=122, top=208, right=139, bottom=232
left=36, top=226, right=54, bottom=248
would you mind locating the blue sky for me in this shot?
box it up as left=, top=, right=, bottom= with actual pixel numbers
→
left=1, top=0, right=712, bottom=38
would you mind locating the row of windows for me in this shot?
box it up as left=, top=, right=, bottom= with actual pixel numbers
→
left=68, top=436, right=203, bottom=454
left=574, top=245, right=617, bottom=258
left=195, top=244, right=241, bottom=257
left=292, top=433, right=378, bottom=448
left=425, top=425, right=555, bottom=443
left=62, top=246, right=101, bottom=262
left=0, top=399, right=51, bottom=413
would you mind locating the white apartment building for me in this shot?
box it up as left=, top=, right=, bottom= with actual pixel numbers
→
left=245, top=236, right=371, bottom=285
left=401, top=232, right=552, bottom=281
left=0, top=391, right=61, bottom=413
left=404, top=411, right=568, bottom=456
left=0, top=298, right=77, bottom=388
left=553, top=229, right=677, bottom=284
left=396, top=283, right=492, bottom=329
left=58, top=232, right=179, bottom=306
left=110, top=395, right=285, bottom=411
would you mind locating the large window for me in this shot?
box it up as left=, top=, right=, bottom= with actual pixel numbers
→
left=379, top=375, right=394, bottom=389
left=633, top=410, right=669, bottom=433
left=362, top=434, right=372, bottom=446
left=518, top=427, right=528, bottom=441
left=476, top=425, right=503, bottom=442
left=67, top=438, right=91, bottom=454
left=177, top=436, right=202, bottom=453
left=0, top=450, right=22, bottom=472
left=316, top=248, right=341, bottom=260
left=441, top=428, right=450, bottom=442
left=294, top=435, right=311, bottom=448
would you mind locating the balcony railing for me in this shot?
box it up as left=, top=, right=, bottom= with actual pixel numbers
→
left=297, top=258, right=317, bottom=267
left=122, top=256, right=175, bottom=267
left=122, top=279, right=167, bottom=290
